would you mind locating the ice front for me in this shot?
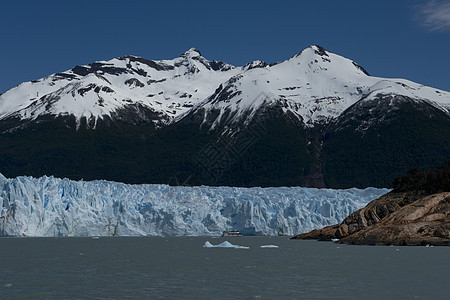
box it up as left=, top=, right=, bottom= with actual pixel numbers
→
left=0, top=174, right=389, bottom=237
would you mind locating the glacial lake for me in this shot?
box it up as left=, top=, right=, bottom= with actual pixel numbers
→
left=0, top=236, right=448, bottom=299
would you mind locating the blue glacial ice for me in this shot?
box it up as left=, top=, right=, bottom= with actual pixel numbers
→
left=0, top=173, right=389, bottom=237
left=204, top=241, right=250, bottom=249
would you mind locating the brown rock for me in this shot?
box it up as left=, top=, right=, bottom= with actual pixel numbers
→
left=291, top=224, right=339, bottom=241
left=292, top=191, right=450, bottom=246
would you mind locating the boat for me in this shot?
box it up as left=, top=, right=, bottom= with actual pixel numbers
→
left=222, top=230, right=243, bottom=237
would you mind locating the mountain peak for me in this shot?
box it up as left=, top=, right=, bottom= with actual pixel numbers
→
left=293, top=45, right=329, bottom=58
left=310, top=45, right=329, bottom=56
left=294, top=45, right=330, bottom=57
left=243, top=60, right=268, bottom=70
left=289, top=45, right=371, bottom=77
left=182, top=48, right=202, bottom=58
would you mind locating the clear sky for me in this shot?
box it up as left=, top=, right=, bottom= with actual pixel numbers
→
left=1, top=0, right=449, bottom=94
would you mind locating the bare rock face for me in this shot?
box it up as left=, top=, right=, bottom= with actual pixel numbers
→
left=292, top=224, right=339, bottom=241
left=292, top=191, right=450, bottom=246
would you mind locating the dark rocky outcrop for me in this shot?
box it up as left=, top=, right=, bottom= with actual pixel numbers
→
left=292, top=191, right=450, bottom=246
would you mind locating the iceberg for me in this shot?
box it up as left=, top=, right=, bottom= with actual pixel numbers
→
left=260, top=245, right=279, bottom=248
left=0, top=173, right=389, bottom=237
left=204, top=241, right=249, bottom=249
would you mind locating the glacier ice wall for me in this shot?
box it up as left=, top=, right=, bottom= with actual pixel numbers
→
left=0, top=174, right=389, bottom=237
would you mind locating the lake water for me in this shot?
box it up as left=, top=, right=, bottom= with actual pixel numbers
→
left=0, top=236, right=448, bottom=299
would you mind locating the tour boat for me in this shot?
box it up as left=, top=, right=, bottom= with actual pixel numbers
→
left=222, top=230, right=243, bottom=237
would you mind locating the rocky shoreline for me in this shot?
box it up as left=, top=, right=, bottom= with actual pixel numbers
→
left=292, top=191, right=450, bottom=246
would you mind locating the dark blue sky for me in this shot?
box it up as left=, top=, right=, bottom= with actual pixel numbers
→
left=1, top=0, right=449, bottom=93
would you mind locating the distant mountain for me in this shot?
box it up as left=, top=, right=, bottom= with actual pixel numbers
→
left=0, top=46, right=449, bottom=187
left=0, top=48, right=239, bottom=128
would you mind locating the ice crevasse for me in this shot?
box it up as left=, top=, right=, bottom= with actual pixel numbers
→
left=0, top=174, right=389, bottom=237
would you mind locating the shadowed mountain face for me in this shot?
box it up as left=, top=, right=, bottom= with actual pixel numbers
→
left=321, top=94, right=450, bottom=188
left=0, top=46, right=449, bottom=188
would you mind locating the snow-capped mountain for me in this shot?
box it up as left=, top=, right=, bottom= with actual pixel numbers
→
left=0, top=46, right=449, bottom=188
left=0, top=48, right=240, bottom=128
left=1, top=45, right=448, bottom=129
left=197, top=46, right=450, bottom=129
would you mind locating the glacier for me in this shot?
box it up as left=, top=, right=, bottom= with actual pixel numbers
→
left=0, top=173, right=389, bottom=237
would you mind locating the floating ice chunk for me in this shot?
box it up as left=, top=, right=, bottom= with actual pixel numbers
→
left=204, top=241, right=215, bottom=248
left=203, top=241, right=249, bottom=249
left=331, top=239, right=339, bottom=243
left=260, top=245, right=279, bottom=248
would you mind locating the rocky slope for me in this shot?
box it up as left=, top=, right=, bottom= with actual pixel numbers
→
left=292, top=191, right=450, bottom=246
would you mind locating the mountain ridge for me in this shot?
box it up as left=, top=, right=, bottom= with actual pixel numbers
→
left=0, top=46, right=449, bottom=188
left=2, top=45, right=448, bottom=130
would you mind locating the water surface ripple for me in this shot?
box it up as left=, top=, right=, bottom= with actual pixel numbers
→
left=0, top=237, right=448, bottom=299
